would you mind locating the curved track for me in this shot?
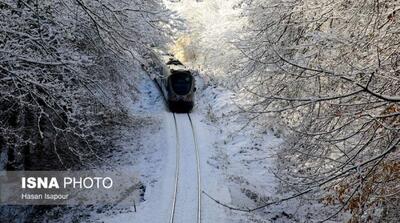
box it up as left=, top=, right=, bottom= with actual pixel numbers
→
left=169, top=113, right=202, bottom=223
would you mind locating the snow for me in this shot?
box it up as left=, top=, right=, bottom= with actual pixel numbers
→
left=164, top=0, right=245, bottom=78
left=189, top=112, right=231, bottom=223
left=194, top=76, right=286, bottom=222
left=171, top=114, right=199, bottom=223
left=2, top=1, right=351, bottom=222
left=81, top=61, right=287, bottom=222
left=7, top=54, right=307, bottom=223
left=85, top=71, right=172, bottom=222
left=84, top=0, right=291, bottom=221
left=1, top=0, right=393, bottom=221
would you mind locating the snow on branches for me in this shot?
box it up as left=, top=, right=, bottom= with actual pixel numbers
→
left=0, top=0, right=170, bottom=169
left=234, top=0, right=400, bottom=221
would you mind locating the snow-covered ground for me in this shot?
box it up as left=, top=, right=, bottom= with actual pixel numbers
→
left=83, top=67, right=289, bottom=223
left=195, top=75, right=288, bottom=223
left=2, top=1, right=389, bottom=222
left=86, top=1, right=293, bottom=222
left=34, top=1, right=317, bottom=222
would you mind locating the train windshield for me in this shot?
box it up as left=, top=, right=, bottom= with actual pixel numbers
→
left=167, top=59, right=183, bottom=65
left=170, top=72, right=192, bottom=95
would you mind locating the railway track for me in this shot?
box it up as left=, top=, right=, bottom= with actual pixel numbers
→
left=169, top=113, right=202, bottom=223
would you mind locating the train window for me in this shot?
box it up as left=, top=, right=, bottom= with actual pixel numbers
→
left=170, top=72, right=192, bottom=95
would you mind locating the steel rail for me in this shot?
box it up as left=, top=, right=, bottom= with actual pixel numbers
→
left=169, top=113, right=180, bottom=223
left=187, top=114, right=202, bottom=223
left=169, top=113, right=202, bottom=223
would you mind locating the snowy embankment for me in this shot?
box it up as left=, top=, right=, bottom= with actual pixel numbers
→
left=87, top=70, right=172, bottom=222
left=194, top=75, right=294, bottom=223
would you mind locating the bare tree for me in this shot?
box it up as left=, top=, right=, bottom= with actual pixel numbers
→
left=0, top=0, right=171, bottom=169
left=233, top=0, right=400, bottom=221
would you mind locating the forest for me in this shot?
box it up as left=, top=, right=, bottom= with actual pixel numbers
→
left=1, top=0, right=399, bottom=222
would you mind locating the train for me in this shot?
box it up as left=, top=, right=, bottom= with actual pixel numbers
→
left=143, top=48, right=196, bottom=113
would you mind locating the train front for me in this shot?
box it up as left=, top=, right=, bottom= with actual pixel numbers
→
left=167, top=70, right=195, bottom=113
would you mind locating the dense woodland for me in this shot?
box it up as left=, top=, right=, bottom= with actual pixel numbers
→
left=0, top=1, right=171, bottom=220
left=0, top=0, right=170, bottom=170
left=233, top=0, right=400, bottom=221
left=174, top=0, right=399, bottom=221
left=0, top=0, right=399, bottom=222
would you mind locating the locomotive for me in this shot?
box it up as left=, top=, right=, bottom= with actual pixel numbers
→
left=144, top=48, right=196, bottom=113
